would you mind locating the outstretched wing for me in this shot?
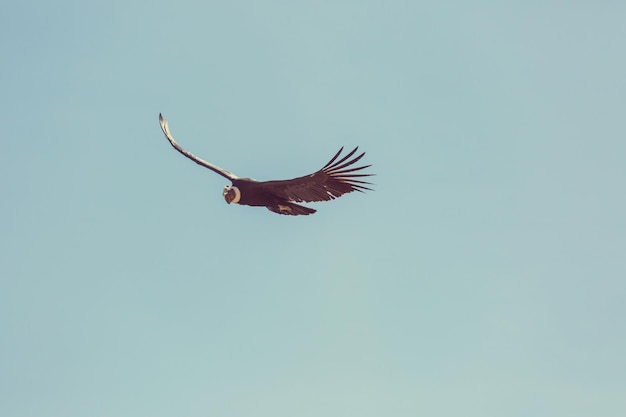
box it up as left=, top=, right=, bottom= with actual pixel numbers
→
left=260, top=147, right=373, bottom=203
left=159, top=113, right=238, bottom=181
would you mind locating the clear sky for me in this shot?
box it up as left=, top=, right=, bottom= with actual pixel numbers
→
left=2, top=1, right=625, bottom=416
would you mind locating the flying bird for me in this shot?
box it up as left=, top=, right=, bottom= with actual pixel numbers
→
left=158, top=114, right=373, bottom=216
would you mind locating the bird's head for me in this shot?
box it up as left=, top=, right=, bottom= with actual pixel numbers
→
left=223, top=185, right=241, bottom=204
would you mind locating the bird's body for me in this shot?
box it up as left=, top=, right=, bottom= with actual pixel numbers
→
left=226, top=178, right=317, bottom=215
left=234, top=181, right=316, bottom=215
left=158, top=113, right=373, bottom=216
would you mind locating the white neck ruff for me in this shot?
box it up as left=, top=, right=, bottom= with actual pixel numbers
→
left=231, top=186, right=241, bottom=204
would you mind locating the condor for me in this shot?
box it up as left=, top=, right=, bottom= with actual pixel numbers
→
left=159, top=114, right=373, bottom=216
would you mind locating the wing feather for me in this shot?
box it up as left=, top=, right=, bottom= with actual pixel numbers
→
left=324, top=147, right=359, bottom=170
left=159, top=114, right=238, bottom=181
left=260, top=147, right=374, bottom=203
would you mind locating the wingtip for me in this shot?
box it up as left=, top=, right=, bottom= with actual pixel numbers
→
left=158, top=113, right=170, bottom=136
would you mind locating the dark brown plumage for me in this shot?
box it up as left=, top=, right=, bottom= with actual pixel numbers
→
left=159, top=113, right=373, bottom=216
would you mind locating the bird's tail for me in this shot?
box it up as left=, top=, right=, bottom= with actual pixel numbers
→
left=267, top=202, right=316, bottom=216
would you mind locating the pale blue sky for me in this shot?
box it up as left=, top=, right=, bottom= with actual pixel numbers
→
left=2, top=1, right=625, bottom=416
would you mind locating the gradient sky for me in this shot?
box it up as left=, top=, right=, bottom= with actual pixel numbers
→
left=2, top=1, right=625, bottom=416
